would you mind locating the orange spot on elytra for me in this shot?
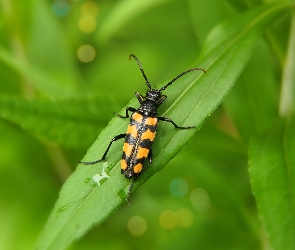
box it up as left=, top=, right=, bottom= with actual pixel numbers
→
left=126, top=124, right=138, bottom=138
left=133, top=163, right=143, bottom=173
left=132, top=112, right=143, bottom=123
left=123, top=142, right=133, bottom=157
left=136, top=147, right=149, bottom=159
left=121, top=159, right=127, bottom=170
left=145, top=117, right=157, bottom=126
left=141, top=129, right=156, bottom=141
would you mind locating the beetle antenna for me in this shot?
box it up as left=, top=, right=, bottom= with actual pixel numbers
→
left=129, top=54, right=151, bottom=90
left=160, top=68, right=206, bottom=91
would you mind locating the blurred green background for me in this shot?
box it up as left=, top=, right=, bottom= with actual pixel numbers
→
left=0, top=0, right=291, bottom=249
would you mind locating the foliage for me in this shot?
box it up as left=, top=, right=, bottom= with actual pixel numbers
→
left=0, top=0, right=294, bottom=249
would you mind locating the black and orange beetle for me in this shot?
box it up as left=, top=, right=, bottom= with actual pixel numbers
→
left=81, top=54, right=206, bottom=205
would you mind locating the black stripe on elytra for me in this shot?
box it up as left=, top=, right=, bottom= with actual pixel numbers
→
left=124, top=133, right=136, bottom=145
left=135, top=157, right=146, bottom=165
left=147, top=124, right=158, bottom=132
left=140, top=139, right=153, bottom=149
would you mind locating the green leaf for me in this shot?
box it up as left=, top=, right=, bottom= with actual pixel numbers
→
left=249, top=120, right=295, bottom=249
left=0, top=96, right=120, bottom=148
left=36, top=3, right=291, bottom=249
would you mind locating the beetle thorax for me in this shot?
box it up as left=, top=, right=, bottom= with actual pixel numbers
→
left=138, top=99, right=158, bottom=116
left=146, top=89, right=162, bottom=102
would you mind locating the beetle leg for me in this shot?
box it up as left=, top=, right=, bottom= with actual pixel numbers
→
left=115, top=107, right=137, bottom=118
left=147, top=149, right=153, bottom=165
left=158, top=116, right=195, bottom=129
left=135, top=92, right=145, bottom=104
left=80, top=133, right=126, bottom=165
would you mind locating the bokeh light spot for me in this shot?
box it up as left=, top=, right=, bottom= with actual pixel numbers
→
left=190, top=188, right=211, bottom=212
left=127, top=216, right=147, bottom=236
left=176, top=209, right=194, bottom=228
left=52, top=0, right=71, bottom=17
left=159, top=210, right=178, bottom=229
left=169, top=177, right=189, bottom=198
left=79, top=15, right=96, bottom=33
left=81, top=1, right=99, bottom=16
left=77, top=45, right=96, bottom=63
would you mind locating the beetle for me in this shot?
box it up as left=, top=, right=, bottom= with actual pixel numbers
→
left=81, top=54, right=206, bottom=205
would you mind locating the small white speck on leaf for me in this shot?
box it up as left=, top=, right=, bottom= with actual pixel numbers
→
left=92, top=162, right=110, bottom=186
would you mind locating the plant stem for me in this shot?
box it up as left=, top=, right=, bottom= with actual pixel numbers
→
left=279, top=8, right=295, bottom=116
left=45, top=143, right=73, bottom=183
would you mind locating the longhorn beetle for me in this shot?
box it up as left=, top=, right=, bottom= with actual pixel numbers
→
left=81, top=54, right=206, bottom=205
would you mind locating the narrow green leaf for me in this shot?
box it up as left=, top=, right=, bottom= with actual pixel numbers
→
left=0, top=96, right=120, bottom=148
left=249, top=121, right=295, bottom=249
left=36, top=3, right=290, bottom=249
